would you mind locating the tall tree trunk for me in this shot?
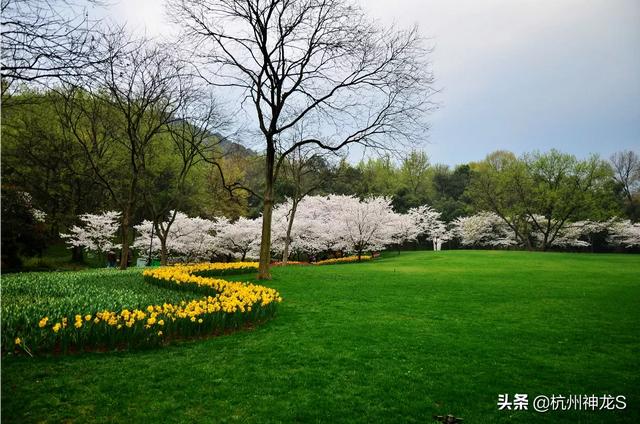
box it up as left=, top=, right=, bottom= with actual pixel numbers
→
left=120, top=174, right=138, bottom=270
left=154, top=215, right=177, bottom=266
left=160, top=239, right=168, bottom=266
left=71, top=246, right=84, bottom=263
left=258, top=143, right=275, bottom=280
left=119, top=207, right=131, bottom=270
left=521, top=231, right=533, bottom=251
left=258, top=188, right=273, bottom=279
left=542, top=232, right=549, bottom=252
left=281, top=199, right=298, bottom=265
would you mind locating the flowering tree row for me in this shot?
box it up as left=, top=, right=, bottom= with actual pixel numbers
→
left=451, top=214, right=640, bottom=249
left=60, top=197, right=444, bottom=262
left=270, top=196, right=445, bottom=258
left=61, top=197, right=640, bottom=263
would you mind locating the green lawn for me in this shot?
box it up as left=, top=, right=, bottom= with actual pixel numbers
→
left=2, top=251, right=639, bottom=423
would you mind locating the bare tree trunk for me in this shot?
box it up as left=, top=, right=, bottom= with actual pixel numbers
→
left=119, top=207, right=131, bottom=270
left=170, top=0, right=434, bottom=278
left=281, top=199, right=299, bottom=265
left=542, top=233, right=549, bottom=251
left=160, top=240, right=168, bottom=266
left=258, top=144, right=275, bottom=279
left=520, top=229, right=533, bottom=251
left=258, top=188, right=273, bottom=278
left=119, top=179, right=137, bottom=269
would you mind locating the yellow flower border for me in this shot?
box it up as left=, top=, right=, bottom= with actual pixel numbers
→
left=142, top=262, right=282, bottom=309
left=23, top=262, right=281, bottom=354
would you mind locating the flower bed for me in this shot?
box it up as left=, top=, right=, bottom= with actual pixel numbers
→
left=181, top=262, right=261, bottom=277
left=315, top=255, right=372, bottom=265
left=4, top=264, right=281, bottom=355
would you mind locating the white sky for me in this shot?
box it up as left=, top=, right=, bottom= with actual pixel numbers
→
left=97, top=0, right=640, bottom=166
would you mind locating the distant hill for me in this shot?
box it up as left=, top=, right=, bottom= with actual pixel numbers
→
left=211, top=133, right=258, bottom=158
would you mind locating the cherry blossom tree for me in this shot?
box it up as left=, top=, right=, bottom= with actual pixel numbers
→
left=293, top=196, right=346, bottom=256
left=133, top=220, right=161, bottom=258
left=1, top=188, right=48, bottom=268
left=172, top=215, right=220, bottom=261
left=273, top=195, right=451, bottom=259
left=410, top=205, right=442, bottom=235
left=215, top=217, right=262, bottom=261
left=270, top=200, right=295, bottom=258
left=31, top=208, right=46, bottom=223
left=388, top=210, right=422, bottom=253
left=607, top=219, right=640, bottom=248
left=332, top=195, right=398, bottom=260
left=271, top=195, right=401, bottom=260
left=61, top=211, right=121, bottom=262
left=526, top=216, right=602, bottom=249
left=276, top=144, right=328, bottom=264
left=547, top=221, right=596, bottom=248
left=273, top=195, right=348, bottom=259
left=545, top=228, right=588, bottom=248
left=133, top=212, right=220, bottom=263
left=451, top=212, right=517, bottom=247
left=429, top=221, right=452, bottom=251
left=270, top=196, right=639, bottom=257
left=410, top=204, right=452, bottom=250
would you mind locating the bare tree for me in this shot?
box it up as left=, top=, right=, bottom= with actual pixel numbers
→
left=1, top=0, right=103, bottom=98
left=610, top=150, right=640, bottom=203
left=143, top=94, right=228, bottom=265
left=59, top=32, right=194, bottom=269
left=171, top=0, right=436, bottom=278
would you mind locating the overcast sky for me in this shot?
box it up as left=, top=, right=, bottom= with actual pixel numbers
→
left=103, top=0, right=639, bottom=166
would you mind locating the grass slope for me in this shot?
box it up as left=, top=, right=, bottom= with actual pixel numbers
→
left=2, top=251, right=639, bottom=423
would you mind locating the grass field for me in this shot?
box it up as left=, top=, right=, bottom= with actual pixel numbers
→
left=2, top=251, right=639, bottom=423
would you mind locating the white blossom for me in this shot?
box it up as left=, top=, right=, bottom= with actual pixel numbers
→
left=337, top=196, right=399, bottom=255
left=388, top=211, right=422, bottom=247
left=31, top=208, right=47, bottom=223
left=607, top=219, right=640, bottom=247
left=410, top=204, right=453, bottom=250
left=17, top=191, right=47, bottom=222
left=133, top=212, right=221, bottom=261
left=452, top=212, right=517, bottom=247
left=215, top=216, right=262, bottom=260
left=61, top=211, right=122, bottom=254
